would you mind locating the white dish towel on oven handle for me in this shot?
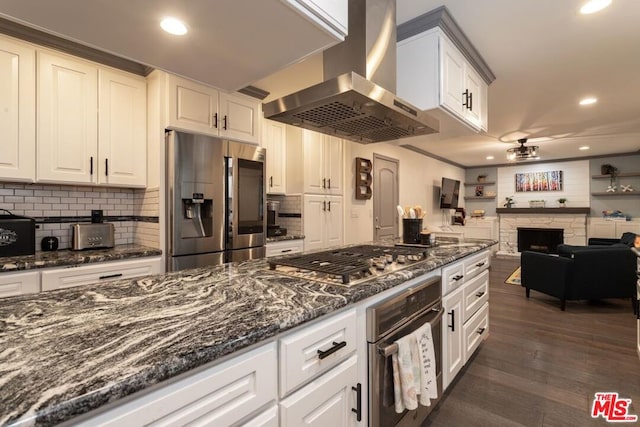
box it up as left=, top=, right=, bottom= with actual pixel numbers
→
left=393, top=334, right=420, bottom=412
left=414, top=321, right=438, bottom=405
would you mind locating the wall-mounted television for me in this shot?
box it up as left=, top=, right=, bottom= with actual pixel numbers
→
left=439, top=177, right=461, bottom=209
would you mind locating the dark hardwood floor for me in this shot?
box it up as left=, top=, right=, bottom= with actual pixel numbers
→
left=423, top=255, right=639, bottom=427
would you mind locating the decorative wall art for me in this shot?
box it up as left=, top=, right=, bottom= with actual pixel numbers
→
left=515, top=170, right=563, bottom=192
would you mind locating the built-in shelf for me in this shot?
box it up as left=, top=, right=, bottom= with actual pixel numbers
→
left=464, top=181, right=496, bottom=186
left=464, top=196, right=496, bottom=200
left=591, top=192, right=640, bottom=196
left=496, top=207, right=591, bottom=214
left=592, top=172, right=640, bottom=179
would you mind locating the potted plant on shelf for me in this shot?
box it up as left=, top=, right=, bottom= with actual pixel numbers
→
left=504, top=196, right=515, bottom=208
left=558, top=197, right=567, bottom=207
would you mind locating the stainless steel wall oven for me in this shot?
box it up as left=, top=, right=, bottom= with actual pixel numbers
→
left=367, top=275, right=443, bottom=427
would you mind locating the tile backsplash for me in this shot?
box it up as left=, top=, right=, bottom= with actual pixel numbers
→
left=268, top=194, right=302, bottom=236
left=0, top=182, right=160, bottom=250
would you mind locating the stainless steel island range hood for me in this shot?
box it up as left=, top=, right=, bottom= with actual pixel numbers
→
left=262, top=0, right=439, bottom=144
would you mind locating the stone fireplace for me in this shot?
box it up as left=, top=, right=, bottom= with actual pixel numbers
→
left=496, top=208, right=589, bottom=255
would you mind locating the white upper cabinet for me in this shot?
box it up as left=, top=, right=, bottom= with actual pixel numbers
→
left=168, top=74, right=260, bottom=144
left=302, top=130, right=343, bottom=195
left=98, top=69, right=147, bottom=187
left=37, top=50, right=147, bottom=187
left=397, top=27, right=489, bottom=132
left=263, top=119, right=287, bottom=194
left=37, top=51, right=98, bottom=184
left=219, top=92, right=260, bottom=144
left=0, top=35, right=35, bottom=183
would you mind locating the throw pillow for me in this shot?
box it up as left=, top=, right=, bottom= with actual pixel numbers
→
left=620, top=232, right=637, bottom=247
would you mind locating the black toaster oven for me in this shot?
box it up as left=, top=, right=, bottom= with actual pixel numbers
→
left=0, top=214, right=36, bottom=257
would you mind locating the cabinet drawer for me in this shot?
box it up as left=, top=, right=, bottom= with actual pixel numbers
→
left=463, top=303, right=489, bottom=363
left=41, top=256, right=162, bottom=291
left=241, top=404, right=278, bottom=427
left=462, top=269, right=489, bottom=322
left=76, top=342, right=277, bottom=427
left=442, top=260, right=465, bottom=295
left=266, top=240, right=304, bottom=257
left=279, top=309, right=356, bottom=397
left=463, top=250, right=490, bottom=280
left=0, top=271, right=40, bottom=298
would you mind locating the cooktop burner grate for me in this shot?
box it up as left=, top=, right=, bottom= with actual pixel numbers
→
left=268, top=245, right=427, bottom=284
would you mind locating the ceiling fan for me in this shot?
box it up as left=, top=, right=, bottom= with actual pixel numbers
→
left=506, top=138, right=539, bottom=161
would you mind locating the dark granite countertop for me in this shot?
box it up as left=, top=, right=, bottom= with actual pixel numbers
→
left=0, top=245, right=163, bottom=273
left=266, top=234, right=305, bottom=243
left=0, top=239, right=496, bottom=426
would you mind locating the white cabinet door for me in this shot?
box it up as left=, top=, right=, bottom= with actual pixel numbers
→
left=98, top=68, right=147, bottom=187
left=325, top=196, right=343, bottom=248
left=280, top=355, right=358, bottom=427
left=41, top=257, right=162, bottom=291
left=77, top=342, right=278, bottom=427
left=0, top=271, right=40, bottom=298
left=37, top=51, right=98, bottom=184
left=588, top=219, right=616, bottom=239
left=325, top=136, right=343, bottom=195
left=219, top=92, right=260, bottom=144
left=464, top=66, right=483, bottom=128
left=168, top=74, right=220, bottom=136
left=304, top=195, right=326, bottom=252
left=263, top=119, right=287, bottom=194
left=303, top=130, right=325, bottom=193
left=440, top=36, right=465, bottom=118
left=442, top=285, right=464, bottom=391
left=0, top=36, right=35, bottom=182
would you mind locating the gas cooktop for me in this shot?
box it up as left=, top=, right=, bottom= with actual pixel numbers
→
left=267, top=244, right=429, bottom=285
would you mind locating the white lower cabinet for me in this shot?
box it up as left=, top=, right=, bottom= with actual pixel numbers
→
left=75, top=342, right=278, bottom=427
left=266, top=240, right=304, bottom=257
left=279, top=309, right=356, bottom=397
left=41, top=256, right=162, bottom=291
left=441, top=249, right=490, bottom=391
left=0, top=270, right=40, bottom=298
left=279, top=355, right=359, bottom=427
left=442, top=285, right=464, bottom=390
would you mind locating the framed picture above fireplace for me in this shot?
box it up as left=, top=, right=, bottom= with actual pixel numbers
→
left=515, top=170, right=563, bottom=192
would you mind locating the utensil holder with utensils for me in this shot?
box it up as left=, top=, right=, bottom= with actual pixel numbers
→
left=402, top=218, right=423, bottom=244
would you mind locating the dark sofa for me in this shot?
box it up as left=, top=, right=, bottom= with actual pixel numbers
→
left=521, top=241, right=637, bottom=311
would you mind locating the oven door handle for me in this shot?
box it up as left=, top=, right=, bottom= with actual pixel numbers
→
left=377, top=307, right=444, bottom=357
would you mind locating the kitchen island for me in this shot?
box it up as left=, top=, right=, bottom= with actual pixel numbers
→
left=0, top=239, right=496, bottom=426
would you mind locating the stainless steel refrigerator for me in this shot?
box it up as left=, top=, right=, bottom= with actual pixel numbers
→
left=166, top=130, right=266, bottom=271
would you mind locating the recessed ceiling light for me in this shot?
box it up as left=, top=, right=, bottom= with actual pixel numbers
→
left=161, top=17, right=188, bottom=35
left=579, top=146, right=590, bottom=150
left=580, top=0, right=612, bottom=14
left=486, top=156, right=494, bottom=160
left=579, top=97, right=597, bottom=106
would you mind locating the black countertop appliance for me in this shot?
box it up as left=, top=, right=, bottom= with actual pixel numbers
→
left=0, top=213, right=36, bottom=257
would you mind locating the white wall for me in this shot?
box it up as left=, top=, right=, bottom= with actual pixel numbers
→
left=344, top=141, right=464, bottom=244
left=497, top=160, right=590, bottom=208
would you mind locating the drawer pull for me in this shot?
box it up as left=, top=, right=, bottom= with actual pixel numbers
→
left=99, top=273, right=123, bottom=280
left=317, top=341, right=347, bottom=360
left=475, top=291, right=485, bottom=298
left=452, top=275, right=464, bottom=281
left=351, top=383, right=362, bottom=421
left=475, top=262, right=486, bottom=267
left=448, top=309, right=455, bottom=332
left=280, top=249, right=293, bottom=253
left=477, top=327, right=486, bottom=335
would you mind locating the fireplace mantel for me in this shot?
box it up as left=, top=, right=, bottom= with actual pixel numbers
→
left=496, top=207, right=590, bottom=214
